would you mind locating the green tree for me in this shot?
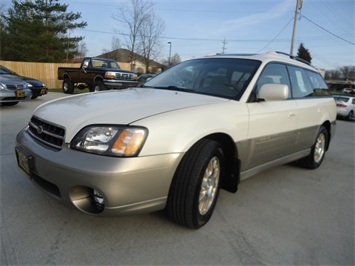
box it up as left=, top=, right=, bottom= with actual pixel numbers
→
left=1, top=0, right=87, bottom=62
left=297, top=42, right=312, bottom=64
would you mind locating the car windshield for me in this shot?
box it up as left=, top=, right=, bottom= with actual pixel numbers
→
left=92, top=59, right=121, bottom=69
left=0, top=66, right=15, bottom=75
left=143, top=58, right=261, bottom=100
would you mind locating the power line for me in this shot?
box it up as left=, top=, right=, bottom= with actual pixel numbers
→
left=302, top=15, right=355, bottom=46
left=257, top=17, right=294, bottom=53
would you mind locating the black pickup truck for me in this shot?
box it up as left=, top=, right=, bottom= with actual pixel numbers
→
left=58, top=57, right=138, bottom=94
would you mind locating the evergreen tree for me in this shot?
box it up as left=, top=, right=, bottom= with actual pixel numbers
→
left=1, top=0, right=87, bottom=62
left=297, top=43, right=312, bottom=64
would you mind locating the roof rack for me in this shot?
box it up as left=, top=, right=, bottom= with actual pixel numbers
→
left=274, top=51, right=311, bottom=66
left=206, top=53, right=257, bottom=57
left=206, top=51, right=315, bottom=68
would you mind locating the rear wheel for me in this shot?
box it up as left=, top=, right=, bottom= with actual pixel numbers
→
left=346, top=110, right=354, bottom=121
left=299, top=126, right=328, bottom=169
left=62, top=79, right=74, bottom=94
left=167, top=139, right=224, bottom=229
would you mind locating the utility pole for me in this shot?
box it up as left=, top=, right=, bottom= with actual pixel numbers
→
left=168, top=42, right=172, bottom=67
left=222, top=38, right=227, bottom=54
left=290, top=0, right=303, bottom=56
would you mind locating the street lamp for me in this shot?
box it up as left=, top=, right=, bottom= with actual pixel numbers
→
left=168, top=42, right=172, bottom=67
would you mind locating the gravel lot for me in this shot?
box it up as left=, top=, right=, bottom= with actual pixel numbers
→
left=1, top=92, right=354, bottom=265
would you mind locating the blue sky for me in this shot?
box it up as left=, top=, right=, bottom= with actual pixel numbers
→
left=2, top=0, right=354, bottom=70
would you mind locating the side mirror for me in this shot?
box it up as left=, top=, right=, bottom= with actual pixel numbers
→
left=257, top=83, right=289, bottom=101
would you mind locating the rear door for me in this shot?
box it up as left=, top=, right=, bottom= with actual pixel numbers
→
left=287, top=66, right=334, bottom=151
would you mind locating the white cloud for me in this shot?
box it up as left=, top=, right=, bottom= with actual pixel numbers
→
left=221, top=0, right=295, bottom=32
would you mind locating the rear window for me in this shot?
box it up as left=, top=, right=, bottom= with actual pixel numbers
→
left=334, top=96, right=350, bottom=103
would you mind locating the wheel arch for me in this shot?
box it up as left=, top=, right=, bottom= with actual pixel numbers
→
left=200, top=133, right=240, bottom=193
left=62, top=73, right=71, bottom=81
left=94, top=75, right=104, bottom=83
left=321, top=120, right=332, bottom=151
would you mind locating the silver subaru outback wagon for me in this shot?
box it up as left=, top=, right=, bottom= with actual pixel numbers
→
left=15, top=52, right=336, bottom=229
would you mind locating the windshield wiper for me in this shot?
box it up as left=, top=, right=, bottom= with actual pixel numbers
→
left=149, top=86, right=195, bottom=93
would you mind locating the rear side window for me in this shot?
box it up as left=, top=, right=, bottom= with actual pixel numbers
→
left=305, top=70, right=332, bottom=96
left=288, top=66, right=314, bottom=98
left=288, top=66, right=331, bottom=98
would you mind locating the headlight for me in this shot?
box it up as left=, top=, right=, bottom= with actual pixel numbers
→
left=71, top=126, right=148, bottom=157
left=0, top=83, right=7, bottom=90
left=104, top=71, right=116, bottom=79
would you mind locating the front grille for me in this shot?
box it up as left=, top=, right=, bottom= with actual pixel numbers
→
left=115, top=73, right=132, bottom=80
left=6, top=85, right=24, bottom=91
left=28, top=116, right=65, bottom=150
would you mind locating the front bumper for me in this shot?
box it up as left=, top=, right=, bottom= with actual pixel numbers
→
left=0, top=89, right=32, bottom=102
left=31, top=87, right=48, bottom=97
left=104, top=79, right=138, bottom=89
left=16, top=128, right=183, bottom=216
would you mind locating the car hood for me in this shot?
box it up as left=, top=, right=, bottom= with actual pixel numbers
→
left=2, top=73, right=45, bottom=87
left=34, top=88, right=228, bottom=139
left=22, top=77, right=45, bottom=87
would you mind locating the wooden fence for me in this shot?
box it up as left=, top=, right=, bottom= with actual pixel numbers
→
left=0, top=60, right=133, bottom=89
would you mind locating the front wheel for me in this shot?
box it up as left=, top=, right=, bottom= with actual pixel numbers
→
left=167, top=139, right=224, bottom=229
left=91, top=80, right=106, bottom=92
left=299, top=126, right=329, bottom=169
left=1, top=101, right=19, bottom=106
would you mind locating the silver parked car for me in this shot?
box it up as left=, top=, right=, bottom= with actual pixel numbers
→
left=334, top=96, right=355, bottom=120
left=0, top=75, right=32, bottom=106
left=15, top=52, right=336, bottom=228
left=0, top=65, right=48, bottom=99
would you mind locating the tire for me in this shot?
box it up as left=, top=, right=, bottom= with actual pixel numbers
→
left=346, top=111, right=354, bottom=121
left=92, top=80, right=106, bottom=92
left=1, top=101, right=19, bottom=106
left=299, top=126, right=329, bottom=169
left=167, top=139, right=224, bottom=229
left=62, top=78, right=74, bottom=94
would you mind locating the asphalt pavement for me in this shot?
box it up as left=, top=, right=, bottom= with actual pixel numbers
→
left=1, top=92, right=354, bottom=265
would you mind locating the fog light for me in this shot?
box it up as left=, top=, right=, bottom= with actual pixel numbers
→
left=93, top=190, right=104, bottom=205
left=91, top=189, right=105, bottom=210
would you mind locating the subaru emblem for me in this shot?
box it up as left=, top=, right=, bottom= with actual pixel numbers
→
left=37, top=126, right=44, bottom=135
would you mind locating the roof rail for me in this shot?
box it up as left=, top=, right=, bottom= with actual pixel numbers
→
left=274, top=51, right=311, bottom=66
left=206, top=53, right=257, bottom=57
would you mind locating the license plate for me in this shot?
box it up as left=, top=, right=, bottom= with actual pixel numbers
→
left=16, top=90, right=25, bottom=98
left=40, top=89, right=47, bottom=95
left=15, top=147, right=33, bottom=176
